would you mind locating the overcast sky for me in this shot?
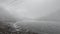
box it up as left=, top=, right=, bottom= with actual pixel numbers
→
left=0, top=0, right=60, bottom=19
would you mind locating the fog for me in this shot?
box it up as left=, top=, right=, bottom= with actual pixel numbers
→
left=0, top=0, right=60, bottom=34
left=1, top=0, right=60, bottom=19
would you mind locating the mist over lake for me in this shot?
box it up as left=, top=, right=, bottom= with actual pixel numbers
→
left=0, top=0, right=60, bottom=34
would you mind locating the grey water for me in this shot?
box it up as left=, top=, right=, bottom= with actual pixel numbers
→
left=0, top=0, right=60, bottom=34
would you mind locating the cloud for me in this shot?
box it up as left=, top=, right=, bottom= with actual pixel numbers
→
left=1, top=0, right=60, bottom=19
